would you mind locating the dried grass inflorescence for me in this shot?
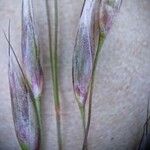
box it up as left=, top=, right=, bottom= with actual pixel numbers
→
left=8, top=0, right=43, bottom=149
left=7, top=0, right=122, bottom=149
left=72, top=0, right=99, bottom=107
left=73, top=0, right=122, bottom=107
left=22, top=0, right=43, bottom=100
left=8, top=48, right=40, bottom=150
left=72, top=0, right=122, bottom=149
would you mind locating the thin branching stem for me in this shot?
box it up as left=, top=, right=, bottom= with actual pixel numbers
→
left=80, top=105, right=87, bottom=150
left=54, top=0, right=62, bottom=149
left=79, top=105, right=86, bottom=133
left=45, top=0, right=54, bottom=81
left=80, top=0, right=86, bottom=16
left=82, top=32, right=105, bottom=150
left=45, top=0, right=62, bottom=149
left=34, top=97, right=43, bottom=150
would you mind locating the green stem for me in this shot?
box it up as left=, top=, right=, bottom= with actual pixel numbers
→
left=54, top=0, right=59, bottom=108
left=45, top=0, right=54, bottom=81
left=79, top=105, right=88, bottom=150
left=34, top=98, right=43, bottom=150
left=79, top=105, right=86, bottom=134
left=82, top=32, right=105, bottom=150
left=54, top=0, right=62, bottom=149
left=55, top=105, right=62, bottom=150
left=46, top=0, right=62, bottom=149
left=20, top=143, right=29, bottom=150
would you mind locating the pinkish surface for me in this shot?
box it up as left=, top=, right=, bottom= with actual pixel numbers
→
left=0, top=0, right=150, bottom=150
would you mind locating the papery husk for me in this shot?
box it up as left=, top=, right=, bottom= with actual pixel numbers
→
left=8, top=47, right=40, bottom=150
left=22, top=0, right=43, bottom=99
left=72, top=0, right=100, bottom=106
left=99, top=0, right=122, bottom=34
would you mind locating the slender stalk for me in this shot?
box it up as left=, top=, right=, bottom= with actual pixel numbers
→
left=34, top=98, right=43, bottom=149
left=79, top=105, right=86, bottom=134
left=79, top=105, right=88, bottom=150
left=80, top=0, right=86, bottom=16
left=45, top=0, right=62, bottom=149
left=82, top=32, right=105, bottom=150
left=54, top=1, right=62, bottom=149
left=45, top=0, right=54, bottom=81
left=54, top=0, right=59, bottom=108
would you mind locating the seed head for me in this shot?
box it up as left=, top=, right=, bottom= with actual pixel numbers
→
left=8, top=46, right=40, bottom=150
left=22, top=0, right=43, bottom=99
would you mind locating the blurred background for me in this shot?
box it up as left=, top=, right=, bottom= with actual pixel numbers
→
left=0, top=0, right=150, bottom=149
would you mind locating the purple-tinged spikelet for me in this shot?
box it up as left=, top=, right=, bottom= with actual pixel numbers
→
left=8, top=46, right=40, bottom=150
left=72, top=0, right=122, bottom=107
left=72, top=0, right=122, bottom=149
left=99, top=0, right=122, bottom=34
left=22, top=0, right=43, bottom=99
left=72, top=0, right=100, bottom=106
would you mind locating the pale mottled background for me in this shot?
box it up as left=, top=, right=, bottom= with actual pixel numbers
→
left=0, top=0, right=150, bottom=150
